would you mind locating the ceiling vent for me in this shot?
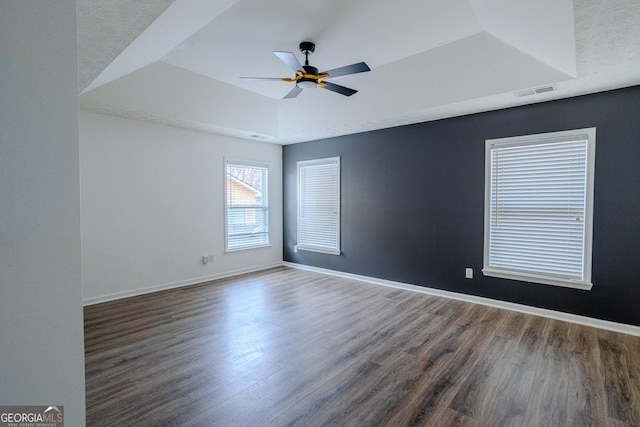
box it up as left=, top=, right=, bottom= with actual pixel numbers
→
left=514, top=85, right=556, bottom=98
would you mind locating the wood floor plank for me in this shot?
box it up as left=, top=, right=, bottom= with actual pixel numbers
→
left=375, top=323, right=492, bottom=426
left=84, top=266, right=640, bottom=426
left=566, top=322, right=608, bottom=426
left=522, top=340, right=569, bottom=426
left=599, top=330, right=640, bottom=425
left=435, top=408, right=480, bottom=427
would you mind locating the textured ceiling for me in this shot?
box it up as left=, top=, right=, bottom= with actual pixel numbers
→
left=77, top=0, right=640, bottom=144
left=77, top=0, right=174, bottom=92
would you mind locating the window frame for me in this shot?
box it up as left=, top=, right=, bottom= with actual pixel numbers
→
left=296, top=157, right=341, bottom=255
left=482, top=128, right=596, bottom=290
left=224, top=158, right=270, bottom=252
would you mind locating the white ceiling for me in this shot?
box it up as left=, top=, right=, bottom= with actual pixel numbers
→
left=78, top=0, right=640, bottom=144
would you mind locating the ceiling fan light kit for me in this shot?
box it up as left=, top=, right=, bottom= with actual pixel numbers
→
left=297, top=79, right=318, bottom=89
left=240, top=41, right=370, bottom=98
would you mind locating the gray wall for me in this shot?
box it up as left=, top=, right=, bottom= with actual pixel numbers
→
left=0, top=2, right=86, bottom=424
left=283, top=86, right=640, bottom=327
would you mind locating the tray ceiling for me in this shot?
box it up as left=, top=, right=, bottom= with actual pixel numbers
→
left=78, top=0, right=640, bottom=144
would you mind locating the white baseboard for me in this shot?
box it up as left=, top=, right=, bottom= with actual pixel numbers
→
left=83, top=260, right=640, bottom=336
left=82, top=262, right=283, bottom=306
left=284, top=262, right=640, bottom=337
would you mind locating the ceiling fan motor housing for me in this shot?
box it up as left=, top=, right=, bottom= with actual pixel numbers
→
left=298, top=64, right=319, bottom=88
left=303, top=65, right=318, bottom=75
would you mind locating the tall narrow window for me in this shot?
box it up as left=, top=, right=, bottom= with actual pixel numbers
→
left=483, top=128, right=595, bottom=290
left=225, top=160, right=269, bottom=251
left=297, top=157, right=341, bottom=255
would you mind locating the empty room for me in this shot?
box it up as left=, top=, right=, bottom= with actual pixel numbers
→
left=2, top=1, right=640, bottom=426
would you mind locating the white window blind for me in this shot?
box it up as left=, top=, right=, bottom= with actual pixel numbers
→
left=225, top=160, right=269, bottom=251
left=483, top=128, right=595, bottom=290
left=297, top=157, right=341, bottom=255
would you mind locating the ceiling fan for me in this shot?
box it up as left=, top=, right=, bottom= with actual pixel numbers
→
left=240, top=41, right=370, bottom=99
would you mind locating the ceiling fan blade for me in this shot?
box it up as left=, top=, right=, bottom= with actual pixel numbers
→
left=283, top=86, right=303, bottom=99
left=321, top=81, right=358, bottom=97
left=321, top=62, right=370, bottom=78
left=274, top=51, right=303, bottom=72
left=240, top=77, right=286, bottom=81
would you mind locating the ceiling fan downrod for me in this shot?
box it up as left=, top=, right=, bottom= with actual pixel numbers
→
left=298, top=41, right=320, bottom=89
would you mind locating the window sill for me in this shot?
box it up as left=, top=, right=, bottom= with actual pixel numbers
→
left=225, top=244, right=272, bottom=253
left=482, top=268, right=593, bottom=291
left=294, top=245, right=341, bottom=256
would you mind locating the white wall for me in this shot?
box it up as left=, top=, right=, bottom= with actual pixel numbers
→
left=0, top=1, right=86, bottom=425
left=80, top=111, right=283, bottom=303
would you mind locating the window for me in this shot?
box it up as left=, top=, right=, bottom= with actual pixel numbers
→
left=483, top=128, right=595, bottom=290
left=225, top=160, right=269, bottom=251
left=296, top=157, right=341, bottom=255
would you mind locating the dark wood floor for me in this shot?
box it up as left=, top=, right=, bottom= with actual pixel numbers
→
left=85, top=266, right=640, bottom=426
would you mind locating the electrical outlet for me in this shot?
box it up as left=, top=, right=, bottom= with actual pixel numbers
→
left=202, top=255, right=209, bottom=265
left=465, top=268, right=473, bottom=279
left=208, top=255, right=214, bottom=263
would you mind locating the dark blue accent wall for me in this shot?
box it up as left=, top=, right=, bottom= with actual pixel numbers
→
left=283, top=85, right=640, bottom=326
